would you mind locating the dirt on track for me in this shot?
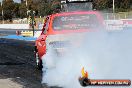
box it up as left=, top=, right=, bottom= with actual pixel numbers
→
left=0, top=38, right=48, bottom=88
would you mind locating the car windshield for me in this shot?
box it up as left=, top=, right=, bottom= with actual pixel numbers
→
left=52, top=14, right=101, bottom=31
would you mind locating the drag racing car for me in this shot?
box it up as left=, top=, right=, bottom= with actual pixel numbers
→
left=34, top=11, right=104, bottom=70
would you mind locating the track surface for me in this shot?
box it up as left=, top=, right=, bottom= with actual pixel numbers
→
left=0, top=38, right=47, bottom=88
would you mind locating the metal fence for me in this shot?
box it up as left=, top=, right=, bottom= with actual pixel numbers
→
left=1, top=11, right=132, bottom=24
left=102, top=11, right=132, bottom=20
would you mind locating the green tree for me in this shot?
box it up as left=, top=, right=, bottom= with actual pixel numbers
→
left=19, top=0, right=39, bottom=18
left=2, top=0, right=15, bottom=21
left=94, top=0, right=109, bottom=10
left=118, top=0, right=131, bottom=11
left=19, top=3, right=27, bottom=18
left=13, top=3, right=20, bottom=18
left=37, top=0, right=60, bottom=16
left=93, top=0, right=131, bottom=12
left=37, top=0, right=51, bottom=16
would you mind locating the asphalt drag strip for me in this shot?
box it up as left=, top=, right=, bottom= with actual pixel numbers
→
left=0, top=38, right=46, bottom=88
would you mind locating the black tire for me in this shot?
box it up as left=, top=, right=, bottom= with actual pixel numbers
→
left=35, top=52, right=43, bottom=70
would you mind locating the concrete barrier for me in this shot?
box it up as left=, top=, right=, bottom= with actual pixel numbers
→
left=0, top=24, right=29, bottom=29
left=105, top=20, right=124, bottom=31
left=105, top=19, right=132, bottom=31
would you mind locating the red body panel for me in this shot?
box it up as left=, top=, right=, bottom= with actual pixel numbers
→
left=48, top=11, right=104, bottom=35
left=35, top=11, right=104, bottom=59
left=35, top=34, right=47, bottom=58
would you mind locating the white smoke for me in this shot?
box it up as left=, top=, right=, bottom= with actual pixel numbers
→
left=41, top=29, right=132, bottom=88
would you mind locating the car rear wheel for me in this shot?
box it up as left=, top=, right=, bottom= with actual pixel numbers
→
left=35, top=52, right=43, bottom=70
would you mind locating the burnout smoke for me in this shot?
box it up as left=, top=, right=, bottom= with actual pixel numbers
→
left=40, top=10, right=132, bottom=88
left=42, top=29, right=132, bottom=88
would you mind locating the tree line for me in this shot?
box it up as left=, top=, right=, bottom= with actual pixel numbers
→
left=0, top=0, right=131, bottom=21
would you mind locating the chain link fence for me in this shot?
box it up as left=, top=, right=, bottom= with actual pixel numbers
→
left=102, top=11, right=132, bottom=20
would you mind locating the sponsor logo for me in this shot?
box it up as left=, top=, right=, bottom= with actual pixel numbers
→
left=79, top=67, right=131, bottom=87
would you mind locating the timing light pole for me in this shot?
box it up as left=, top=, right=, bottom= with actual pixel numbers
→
left=26, top=0, right=36, bottom=37
left=113, top=0, right=115, bottom=13
left=28, top=10, right=35, bottom=36
left=1, top=0, right=4, bottom=24
left=26, top=0, right=28, bottom=16
left=113, top=0, right=115, bottom=19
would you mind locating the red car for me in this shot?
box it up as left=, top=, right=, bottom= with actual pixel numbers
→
left=35, top=11, right=104, bottom=70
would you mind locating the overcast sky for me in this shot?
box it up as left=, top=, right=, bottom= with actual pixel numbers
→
left=14, top=0, right=21, bottom=3
left=0, top=0, right=21, bottom=3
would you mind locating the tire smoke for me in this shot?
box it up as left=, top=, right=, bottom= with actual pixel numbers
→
left=42, top=30, right=132, bottom=88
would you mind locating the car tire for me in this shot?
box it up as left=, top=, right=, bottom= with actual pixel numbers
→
left=35, top=52, right=43, bottom=70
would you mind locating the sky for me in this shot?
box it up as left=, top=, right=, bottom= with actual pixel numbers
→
left=0, top=0, right=21, bottom=3
left=14, top=0, right=21, bottom=3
